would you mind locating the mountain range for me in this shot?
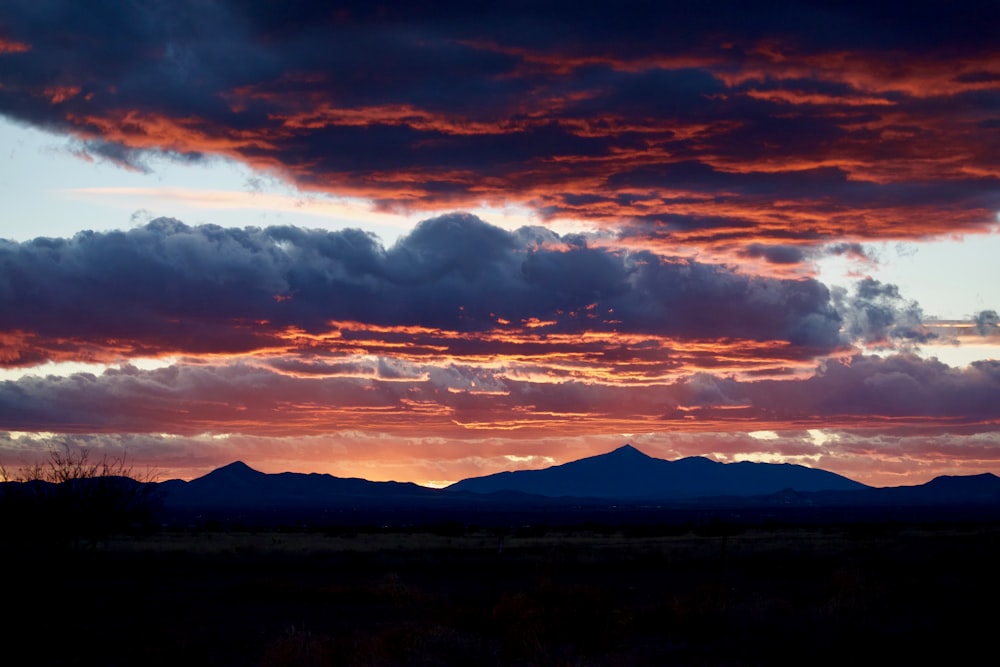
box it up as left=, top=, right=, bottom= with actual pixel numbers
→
left=150, top=444, right=1000, bottom=525
left=446, top=444, right=865, bottom=498
left=158, top=460, right=438, bottom=509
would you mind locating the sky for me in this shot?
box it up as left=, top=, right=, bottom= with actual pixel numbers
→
left=1, top=1, right=999, bottom=488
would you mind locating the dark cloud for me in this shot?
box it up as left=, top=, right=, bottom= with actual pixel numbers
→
left=0, top=214, right=849, bottom=365
left=668, top=353, right=1000, bottom=425
left=740, top=243, right=807, bottom=265
left=832, top=278, right=933, bottom=347
left=974, top=309, right=999, bottom=335
left=774, top=354, right=1000, bottom=421
left=1, top=1, right=999, bottom=240
left=737, top=240, right=873, bottom=267
left=825, top=242, right=870, bottom=260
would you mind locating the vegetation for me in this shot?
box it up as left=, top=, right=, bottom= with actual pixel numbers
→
left=0, top=445, right=160, bottom=548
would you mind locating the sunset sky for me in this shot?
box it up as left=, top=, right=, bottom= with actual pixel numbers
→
left=2, top=1, right=999, bottom=488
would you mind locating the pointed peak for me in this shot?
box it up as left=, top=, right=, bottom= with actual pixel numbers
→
left=220, top=460, right=256, bottom=471
left=206, top=461, right=263, bottom=478
left=607, top=444, right=652, bottom=458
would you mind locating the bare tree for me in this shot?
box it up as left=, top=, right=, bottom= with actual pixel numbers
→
left=1, top=445, right=161, bottom=548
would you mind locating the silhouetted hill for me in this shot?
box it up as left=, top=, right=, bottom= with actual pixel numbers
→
left=907, top=472, right=1000, bottom=502
left=445, top=444, right=867, bottom=499
left=785, top=472, right=1000, bottom=507
left=159, top=462, right=438, bottom=510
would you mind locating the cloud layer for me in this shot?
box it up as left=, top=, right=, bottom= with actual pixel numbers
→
left=3, top=352, right=998, bottom=436
left=1, top=215, right=852, bottom=369
left=2, top=1, right=1000, bottom=254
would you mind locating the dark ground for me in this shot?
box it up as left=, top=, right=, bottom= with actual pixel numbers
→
left=5, top=521, right=1000, bottom=666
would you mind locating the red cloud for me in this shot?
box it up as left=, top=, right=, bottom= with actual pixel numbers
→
left=2, top=5, right=998, bottom=243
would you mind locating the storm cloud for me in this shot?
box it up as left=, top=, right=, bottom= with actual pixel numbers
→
left=1, top=214, right=848, bottom=367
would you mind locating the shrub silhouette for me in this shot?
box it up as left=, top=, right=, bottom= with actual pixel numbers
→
left=0, top=446, right=161, bottom=548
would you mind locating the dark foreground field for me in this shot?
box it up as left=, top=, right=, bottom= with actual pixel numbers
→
left=7, top=522, right=1000, bottom=666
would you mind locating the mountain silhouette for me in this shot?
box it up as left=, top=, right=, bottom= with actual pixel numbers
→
left=912, top=472, right=1000, bottom=501
left=445, top=444, right=868, bottom=499
left=159, top=462, right=437, bottom=509
left=826, top=472, right=1000, bottom=506
left=150, top=445, right=1000, bottom=526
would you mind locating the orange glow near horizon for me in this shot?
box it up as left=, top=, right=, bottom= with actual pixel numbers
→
left=7, top=426, right=1000, bottom=490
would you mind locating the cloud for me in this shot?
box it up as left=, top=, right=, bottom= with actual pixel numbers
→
left=0, top=214, right=849, bottom=367
left=1, top=2, right=999, bottom=242
left=740, top=243, right=808, bottom=265
left=2, top=348, right=998, bottom=487
left=824, top=242, right=872, bottom=261
left=757, top=354, right=1000, bottom=423
left=1, top=353, right=997, bottom=439
left=974, top=309, right=1000, bottom=335
left=831, top=278, right=933, bottom=348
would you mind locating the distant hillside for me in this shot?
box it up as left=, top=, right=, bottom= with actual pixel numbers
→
left=145, top=448, right=1000, bottom=527
left=783, top=472, right=1000, bottom=508
left=446, top=444, right=868, bottom=499
left=159, top=461, right=438, bottom=509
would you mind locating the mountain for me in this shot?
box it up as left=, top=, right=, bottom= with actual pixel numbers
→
left=808, top=472, right=1000, bottom=507
left=911, top=472, right=1000, bottom=503
left=445, top=444, right=868, bottom=499
left=159, top=461, right=438, bottom=509
left=148, top=447, right=1000, bottom=527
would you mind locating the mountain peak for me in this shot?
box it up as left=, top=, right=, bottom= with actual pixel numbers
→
left=606, top=443, right=651, bottom=459
left=448, top=443, right=865, bottom=498
left=204, top=460, right=264, bottom=480
left=219, top=460, right=258, bottom=472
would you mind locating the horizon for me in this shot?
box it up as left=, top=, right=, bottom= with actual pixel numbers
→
left=2, top=2, right=1000, bottom=490
left=70, top=443, right=991, bottom=491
